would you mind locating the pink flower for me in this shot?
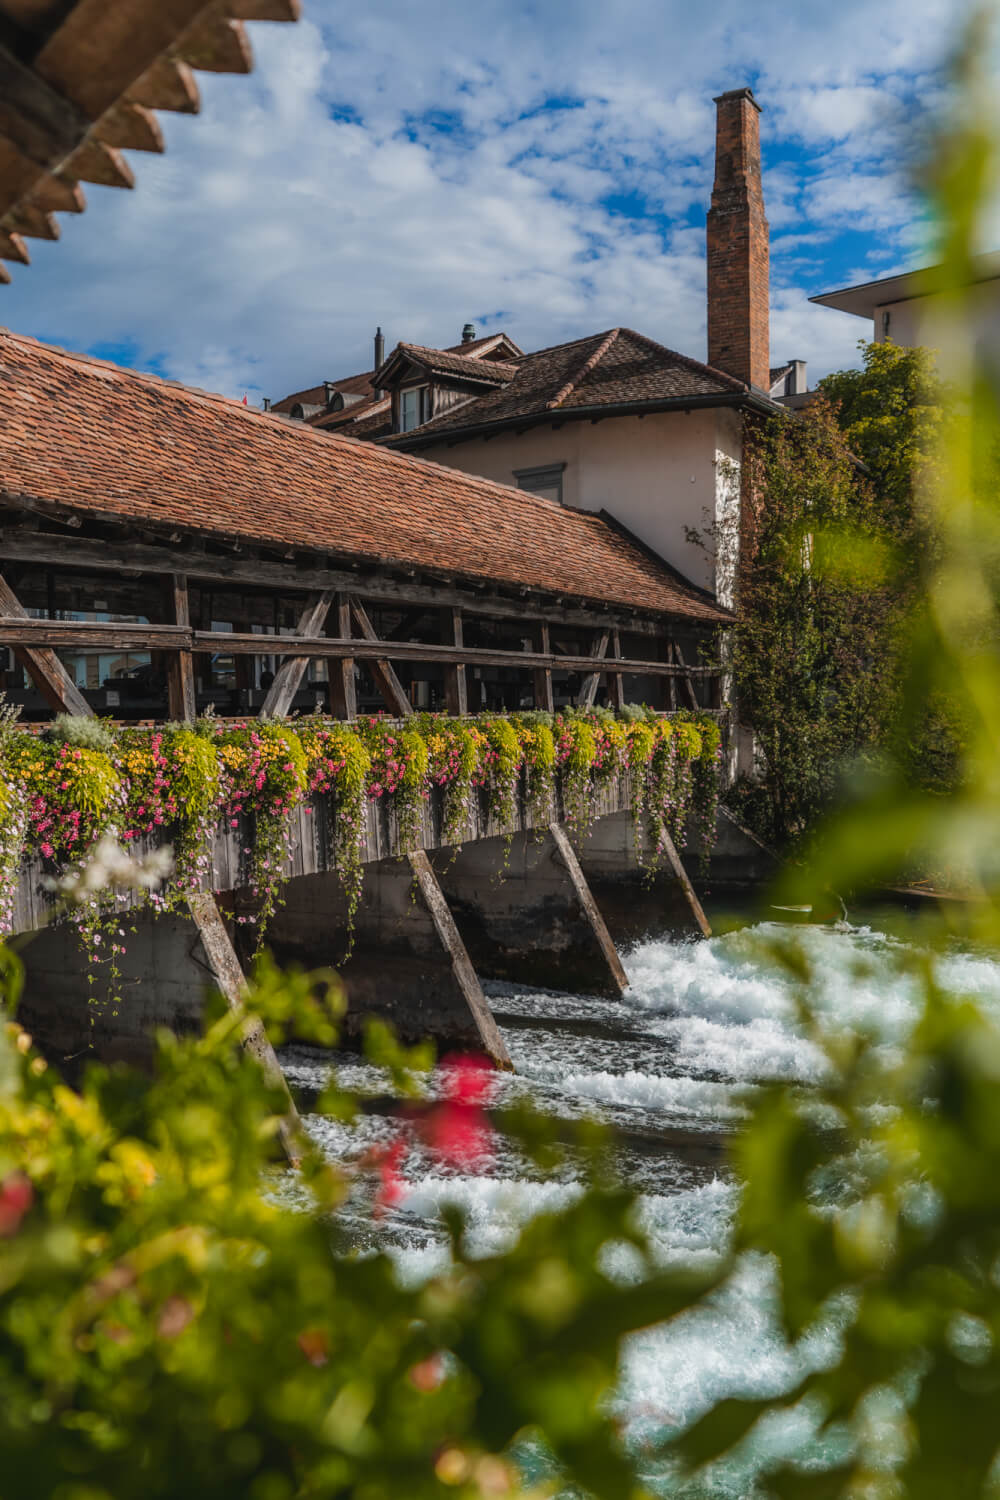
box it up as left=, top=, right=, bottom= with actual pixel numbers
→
left=0, top=1173, right=32, bottom=1237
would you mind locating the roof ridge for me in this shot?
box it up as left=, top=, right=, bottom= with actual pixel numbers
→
left=546, top=328, right=620, bottom=410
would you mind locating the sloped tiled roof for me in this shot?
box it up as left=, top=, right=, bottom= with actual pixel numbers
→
left=272, top=332, right=523, bottom=416
left=386, top=344, right=517, bottom=385
left=0, top=0, right=297, bottom=284
left=0, top=329, right=729, bottom=623
left=384, top=327, right=752, bottom=446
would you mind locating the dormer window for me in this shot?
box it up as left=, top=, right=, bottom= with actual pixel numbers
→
left=400, top=385, right=429, bottom=432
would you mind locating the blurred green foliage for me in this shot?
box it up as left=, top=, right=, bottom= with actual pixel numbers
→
left=0, top=945, right=718, bottom=1500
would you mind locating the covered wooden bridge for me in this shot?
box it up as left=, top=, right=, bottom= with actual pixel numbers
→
left=0, top=329, right=731, bottom=1083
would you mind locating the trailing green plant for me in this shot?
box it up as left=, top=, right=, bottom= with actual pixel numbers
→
left=0, top=708, right=722, bottom=975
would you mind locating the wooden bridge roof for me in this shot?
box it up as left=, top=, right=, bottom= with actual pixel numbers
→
left=0, top=328, right=730, bottom=623
left=0, top=0, right=297, bottom=283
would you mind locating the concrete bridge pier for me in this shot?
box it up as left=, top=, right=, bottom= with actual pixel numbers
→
left=260, top=857, right=513, bottom=1066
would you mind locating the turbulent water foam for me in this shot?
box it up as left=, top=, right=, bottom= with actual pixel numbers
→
left=285, top=918, right=1000, bottom=1496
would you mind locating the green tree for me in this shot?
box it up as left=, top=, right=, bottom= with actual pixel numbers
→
left=821, top=340, right=944, bottom=547
left=729, top=397, right=895, bottom=847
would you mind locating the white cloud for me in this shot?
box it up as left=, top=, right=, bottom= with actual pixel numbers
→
left=2, top=0, right=980, bottom=398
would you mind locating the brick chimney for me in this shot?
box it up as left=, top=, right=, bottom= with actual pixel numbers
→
left=706, top=87, right=769, bottom=391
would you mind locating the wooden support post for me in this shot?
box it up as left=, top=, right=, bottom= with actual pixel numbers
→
left=328, top=592, right=357, bottom=720
left=547, top=822, right=629, bottom=995
left=349, top=597, right=413, bottom=718
left=444, top=607, right=468, bottom=716
left=671, top=640, right=700, bottom=711
left=407, top=850, right=513, bottom=1069
left=259, top=588, right=334, bottom=719
left=0, top=570, right=92, bottom=717
left=658, top=828, right=712, bottom=938
left=166, top=573, right=197, bottom=723
left=666, top=637, right=678, bottom=711
left=533, top=622, right=554, bottom=712
left=576, top=629, right=610, bottom=708
left=186, top=892, right=304, bottom=1163
left=608, top=627, right=625, bottom=711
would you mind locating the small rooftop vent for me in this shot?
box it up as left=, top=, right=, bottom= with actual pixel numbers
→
left=462, top=323, right=476, bottom=344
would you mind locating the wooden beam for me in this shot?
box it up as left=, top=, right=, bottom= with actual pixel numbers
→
left=672, top=639, right=701, bottom=710
left=547, top=822, right=628, bottom=995
left=659, top=828, right=712, bottom=938
left=328, top=592, right=356, bottom=720
left=259, top=588, right=334, bottom=719
left=0, top=616, right=719, bottom=679
left=533, top=622, right=554, bottom=712
left=444, top=607, right=468, bottom=716
left=348, top=598, right=413, bottom=718
left=0, top=530, right=670, bottom=637
left=0, top=42, right=89, bottom=172
left=608, top=627, right=625, bottom=711
left=407, top=850, right=512, bottom=1069
left=186, top=893, right=303, bottom=1164
left=576, top=629, right=610, bottom=708
left=0, top=571, right=91, bottom=716
left=166, top=573, right=196, bottom=723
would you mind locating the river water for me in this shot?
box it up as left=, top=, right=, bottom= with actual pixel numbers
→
left=278, top=915, right=1000, bottom=1497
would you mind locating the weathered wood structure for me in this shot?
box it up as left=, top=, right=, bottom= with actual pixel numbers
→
left=0, top=329, right=730, bottom=1070
left=0, top=0, right=298, bottom=284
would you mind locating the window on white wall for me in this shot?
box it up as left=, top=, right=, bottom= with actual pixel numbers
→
left=513, top=462, right=566, bottom=505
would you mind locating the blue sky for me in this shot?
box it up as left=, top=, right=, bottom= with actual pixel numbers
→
left=1, top=0, right=975, bottom=403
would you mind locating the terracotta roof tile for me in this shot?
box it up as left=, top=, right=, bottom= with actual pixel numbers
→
left=385, top=327, right=750, bottom=444
left=390, top=344, right=518, bottom=384
left=0, top=328, right=728, bottom=623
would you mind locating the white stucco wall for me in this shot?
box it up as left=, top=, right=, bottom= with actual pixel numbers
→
left=417, top=407, right=743, bottom=599
left=875, top=278, right=1000, bottom=376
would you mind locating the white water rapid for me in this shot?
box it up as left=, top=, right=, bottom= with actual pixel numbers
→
left=278, top=918, right=1000, bottom=1497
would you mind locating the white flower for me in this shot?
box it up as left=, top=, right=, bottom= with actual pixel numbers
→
left=44, top=836, right=174, bottom=902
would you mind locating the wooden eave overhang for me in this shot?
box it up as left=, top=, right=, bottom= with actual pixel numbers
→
left=0, top=0, right=299, bottom=282
left=383, top=386, right=784, bottom=452
left=0, top=491, right=731, bottom=634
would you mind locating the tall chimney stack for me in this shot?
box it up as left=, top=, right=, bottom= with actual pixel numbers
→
left=373, top=326, right=385, bottom=399
left=706, top=87, right=769, bottom=391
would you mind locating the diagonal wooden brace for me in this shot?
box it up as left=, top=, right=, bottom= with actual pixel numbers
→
left=0, top=570, right=91, bottom=716
left=576, top=629, right=610, bottom=708
left=186, top=892, right=304, bottom=1163
left=407, top=849, right=512, bottom=1068
left=547, top=821, right=629, bottom=994
left=259, top=588, right=334, bottom=719
left=349, top=597, right=413, bottom=717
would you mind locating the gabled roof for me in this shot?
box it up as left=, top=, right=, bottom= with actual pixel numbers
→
left=382, top=326, right=773, bottom=449
left=271, top=331, right=523, bottom=416
left=0, top=0, right=297, bottom=284
left=0, top=328, right=729, bottom=623
left=379, top=343, right=518, bottom=387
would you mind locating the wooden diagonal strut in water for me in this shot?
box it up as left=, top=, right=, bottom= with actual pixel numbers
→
left=547, top=821, right=629, bottom=995
left=658, top=829, right=712, bottom=938
left=186, top=892, right=304, bottom=1164
left=407, top=849, right=513, bottom=1069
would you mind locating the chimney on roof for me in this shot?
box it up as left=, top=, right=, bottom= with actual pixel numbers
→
left=373, top=326, right=385, bottom=399
left=324, top=380, right=337, bottom=407
left=706, top=87, right=770, bottom=392
left=462, top=323, right=476, bottom=344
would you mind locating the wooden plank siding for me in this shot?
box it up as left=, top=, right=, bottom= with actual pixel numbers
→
left=9, top=759, right=641, bottom=938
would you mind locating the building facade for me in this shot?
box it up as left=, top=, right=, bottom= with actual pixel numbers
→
left=274, top=88, right=806, bottom=617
